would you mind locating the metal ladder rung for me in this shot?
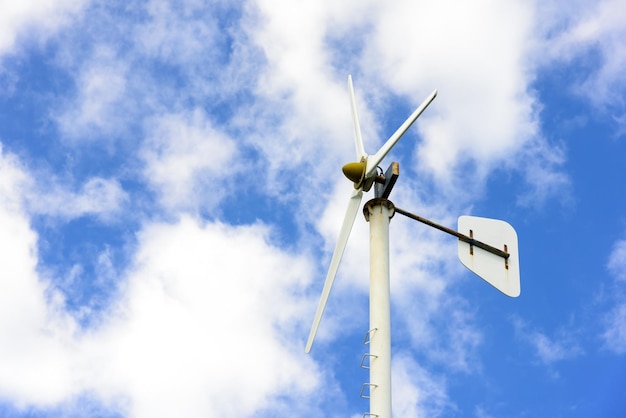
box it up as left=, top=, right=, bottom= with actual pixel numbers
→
left=360, top=353, right=378, bottom=369
left=363, top=328, right=378, bottom=345
left=360, top=383, right=377, bottom=399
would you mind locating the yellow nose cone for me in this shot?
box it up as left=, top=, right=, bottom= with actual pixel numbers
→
left=342, top=161, right=366, bottom=187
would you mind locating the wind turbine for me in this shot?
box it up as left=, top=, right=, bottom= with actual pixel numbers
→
left=306, top=76, right=520, bottom=418
left=305, top=76, right=437, bottom=353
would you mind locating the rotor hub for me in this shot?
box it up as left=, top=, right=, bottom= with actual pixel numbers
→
left=342, top=161, right=366, bottom=188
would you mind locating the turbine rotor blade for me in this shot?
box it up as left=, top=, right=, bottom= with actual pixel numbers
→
left=365, top=89, right=437, bottom=178
left=348, top=75, right=366, bottom=160
left=305, top=188, right=363, bottom=353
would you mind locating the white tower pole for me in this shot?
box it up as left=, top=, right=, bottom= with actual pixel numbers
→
left=364, top=198, right=394, bottom=418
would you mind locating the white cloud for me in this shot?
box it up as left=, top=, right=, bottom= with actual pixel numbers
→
left=50, top=1, right=245, bottom=145
left=141, top=109, right=238, bottom=213
left=358, top=0, right=544, bottom=188
left=513, top=318, right=584, bottom=365
left=0, top=146, right=78, bottom=407
left=75, top=216, right=318, bottom=417
left=134, top=0, right=220, bottom=66
left=0, top=0, right=86, bottom=56
left=602, top=239, right=626, bottom=353
left=544, top=0, right=626, bottom=111
left=0, top=145, right=28, bottom=211
left=0, top=145, right=127, bottom=222
left=515, top=137, right=571, bottom=208
left=28, top=176, right=128, bottom=221
left=0, top=190, right=323, bottom=416
left=607, top=240, right=626, bottom=282
left=602, top=303, right=626, bottom=354
left=532, top=333, right=579, bottom=364
left=1, top=143, right=324, bottom=416
left=392, top=353, right=452, bottom=417
left=475, top=405, right=496, bottom=418
left=55, top=45, right=129, bottom=141
left=397, top=291, right=483, bottom=373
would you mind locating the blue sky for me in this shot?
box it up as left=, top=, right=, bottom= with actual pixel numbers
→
left=0, top=0, right=625, bottom=417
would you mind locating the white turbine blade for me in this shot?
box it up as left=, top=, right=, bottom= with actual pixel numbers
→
left=305, top=188, right=363, bottom=353
left=366, top=89, right=437, bottom=177
left=348, top=75, right=366, bottom=160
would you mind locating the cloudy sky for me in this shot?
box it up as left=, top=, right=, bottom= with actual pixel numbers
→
left=1, top=0, right=625, bottom=417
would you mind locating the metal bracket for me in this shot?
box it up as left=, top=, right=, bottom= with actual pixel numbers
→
left=374, top=161, right=399, bottom=199
left=465, top=228, right=509, bottom=271
left=504, top=244, right=509, bottom=270
left=395, top=207, right=510, bottom=260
